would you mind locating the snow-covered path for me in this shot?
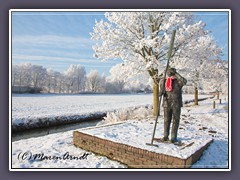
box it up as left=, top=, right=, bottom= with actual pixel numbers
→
left=183, top=100, right=229, bottom=168
left=11, top=95, right=229, bottom=169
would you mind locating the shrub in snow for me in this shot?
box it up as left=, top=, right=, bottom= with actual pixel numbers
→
left=131, top=106, right=152, bottom=119
left=98, top=105, right=153, bottom=126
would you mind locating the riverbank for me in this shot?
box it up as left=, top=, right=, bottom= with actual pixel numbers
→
left=11, top=94, right=213, bottom=132
left=12, top=119, right=101, bottom=142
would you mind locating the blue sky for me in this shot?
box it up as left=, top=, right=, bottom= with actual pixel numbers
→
left=11, top=11, right=229, bottom=75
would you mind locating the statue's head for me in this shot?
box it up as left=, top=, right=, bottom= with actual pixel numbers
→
left=167, top=68, right=176, bottom=76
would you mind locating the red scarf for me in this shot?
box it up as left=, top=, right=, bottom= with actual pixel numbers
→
left=165, top=76, right=175, bottom=92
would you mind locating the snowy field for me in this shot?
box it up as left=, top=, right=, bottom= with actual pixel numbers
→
left=11, top=94, right=229, bottom=169
left=12, top=93, right=211, bottom=130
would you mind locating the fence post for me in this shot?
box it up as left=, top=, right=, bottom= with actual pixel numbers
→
left=216, top=90, right=220, bottom=99
left=213, top=101, right=216, bottom=109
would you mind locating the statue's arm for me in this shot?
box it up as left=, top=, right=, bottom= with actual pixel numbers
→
left=175, top=72, right=187, bottom=87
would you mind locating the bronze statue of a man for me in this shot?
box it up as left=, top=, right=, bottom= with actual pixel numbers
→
left=160, top=68, right=187, bottom=143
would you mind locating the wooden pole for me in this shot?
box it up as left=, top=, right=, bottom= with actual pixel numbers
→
left=146, top=30, right=176, bottom=147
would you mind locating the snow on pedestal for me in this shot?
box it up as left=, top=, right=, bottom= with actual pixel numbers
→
left=74, top=119, right=213, bottom=168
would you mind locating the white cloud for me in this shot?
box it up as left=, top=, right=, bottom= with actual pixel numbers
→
left=12, top=54, right=100, bottom=63
left=12, top=35, right=95, bottom=49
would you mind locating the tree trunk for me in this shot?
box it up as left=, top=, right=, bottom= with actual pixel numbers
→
left=77, top=77, right=80, bottom=93
left=19, top=74, right=22, bottom=92
left=153, top=82, right=159, bottom=116
left=48, top=78, right=51, bottom=93
left=194, top=86, right=198, bottom=105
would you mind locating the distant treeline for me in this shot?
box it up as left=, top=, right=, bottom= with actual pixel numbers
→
left=12, top=63, right=152, bottom=94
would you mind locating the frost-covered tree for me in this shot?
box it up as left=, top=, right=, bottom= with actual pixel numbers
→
left=64, top=64, right=86, bottom=93
left=172, top=35, right=223, bottom=104
left=107, top=63, right=135, bottom=92
left=91, top=12, right=207, bottom=115
left=46, top=68, right=62, bottom=93
left=86, top=70, right=106, bottom=92
left=125, top=74, right=152, bottom=93
left=56, top=73, right=65, bottom=93
left=106, top=62, right=152, bottom=93
left=12, top=63, right=47, bottom=93
left=104, top=81, right=123, bottom=94
left=31, top=64, right=47, bottom=88
left=20, top=63, right=33, bottom=87
left=12, top=63, right=27, bottom=87
left=12, top=65, right=20, bottom=86
left=201, top=59, right=228, bottom=95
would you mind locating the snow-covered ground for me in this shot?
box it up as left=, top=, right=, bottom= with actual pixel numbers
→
left=12, top=93, right=153, bottom=120
left=12, top=93, right=211, bottom=130
left=11, top=94, right=229, bottom=169
left=83, top=119, right=213, bottom=159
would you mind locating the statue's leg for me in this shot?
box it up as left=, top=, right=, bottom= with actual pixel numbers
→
left=171, top=106, right=181, bottom=142
left=163, top=107, right=172, bottom=140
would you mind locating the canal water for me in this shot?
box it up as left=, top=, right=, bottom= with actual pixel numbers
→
left=12, top=119, right=101, bottom=142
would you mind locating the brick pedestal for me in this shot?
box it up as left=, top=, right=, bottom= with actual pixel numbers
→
left=73, top=131, right=213, bottom=168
